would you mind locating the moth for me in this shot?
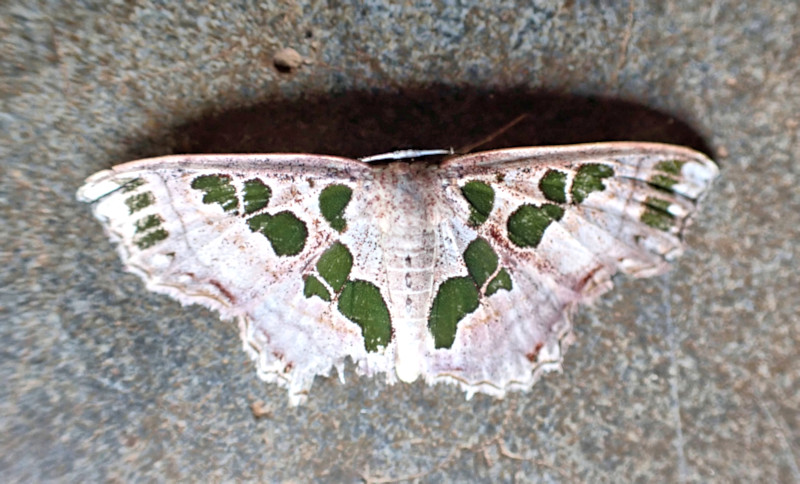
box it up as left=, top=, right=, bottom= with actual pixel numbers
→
left=77, top=142, right=718, bottom=405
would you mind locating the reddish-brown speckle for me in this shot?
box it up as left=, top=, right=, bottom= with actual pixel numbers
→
left=210, top=279, right=236, bottom=304
left=575, top=265, right=604, bottom=292
left=526, top=342, right=544, bottom=363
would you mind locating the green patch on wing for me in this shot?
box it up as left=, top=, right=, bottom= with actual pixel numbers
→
left=507, top=203, right=564, bottom=248
left=338, top=280, right=392, bottom=352
left=134, top=228, right=168, bottom=250
left=248, top=211, right=308, bottom=256
left=641, top=196, right=675, bottom=231
left=463, top=238, right=498, bottom=288
left=641, top=209, right=674, bottom=231
left=132, top=213, right=168, bottom=249
left=243, top=178, right=271, bottom=214
left=316, top=242, right=352, bottom=292
left=571, top=164, right=614, bottom=204
left=300, top=240, right=389, bottom=352
left=428, top=237, right=513, bottom=349
left=540, top=170, right=568, bottom=204
left=121, top=177, right=146, bottom=193
left=461, top=181, right=494, bottom=226
left=125, top=192, right=155, bottom=214
left=486, top=268, right=512, bottom=296
left=191, top=175, right=239, bottom=212
left=645, top=196, right=672, bottom=212
left=654, top=159, right=686, bottom=175
left=648, top=174, right=680, bottom=192
left=134, top=214, right=163, bottom=233
left=319, top=184, right=352, bottom=232
left=303, top=275, right=331, bottom=301
left=428, top=277, right=480, bottom=349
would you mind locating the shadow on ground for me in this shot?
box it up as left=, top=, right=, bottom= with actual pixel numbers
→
left=127, top=85, right=713, bottom=161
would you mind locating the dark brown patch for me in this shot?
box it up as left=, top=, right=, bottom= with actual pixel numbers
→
left=210, top=279, right=236, bottom=304
left=487, top=224, right=506, bottom=247
left=526, top=342, right=544, bottom=363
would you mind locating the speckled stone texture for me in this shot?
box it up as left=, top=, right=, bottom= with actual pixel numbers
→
left=2, top=1, right=798, bottom=482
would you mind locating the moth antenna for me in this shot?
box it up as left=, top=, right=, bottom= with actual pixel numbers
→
left=457, top=113, right=529, bottom=154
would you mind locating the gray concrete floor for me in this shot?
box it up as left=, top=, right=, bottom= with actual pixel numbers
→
left=2, top=1, right=798, bottom=482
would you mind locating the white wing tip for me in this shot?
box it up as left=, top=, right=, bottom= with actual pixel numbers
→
left=76, top=170, right=122, bottom=202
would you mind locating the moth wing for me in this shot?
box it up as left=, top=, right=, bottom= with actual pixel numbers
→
left=424, top=142, right=718, bottom=397
left=78, top=154, right=394, bottom=404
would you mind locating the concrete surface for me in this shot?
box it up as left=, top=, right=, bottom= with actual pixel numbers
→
left=2, top=1, right=798, bottom=482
